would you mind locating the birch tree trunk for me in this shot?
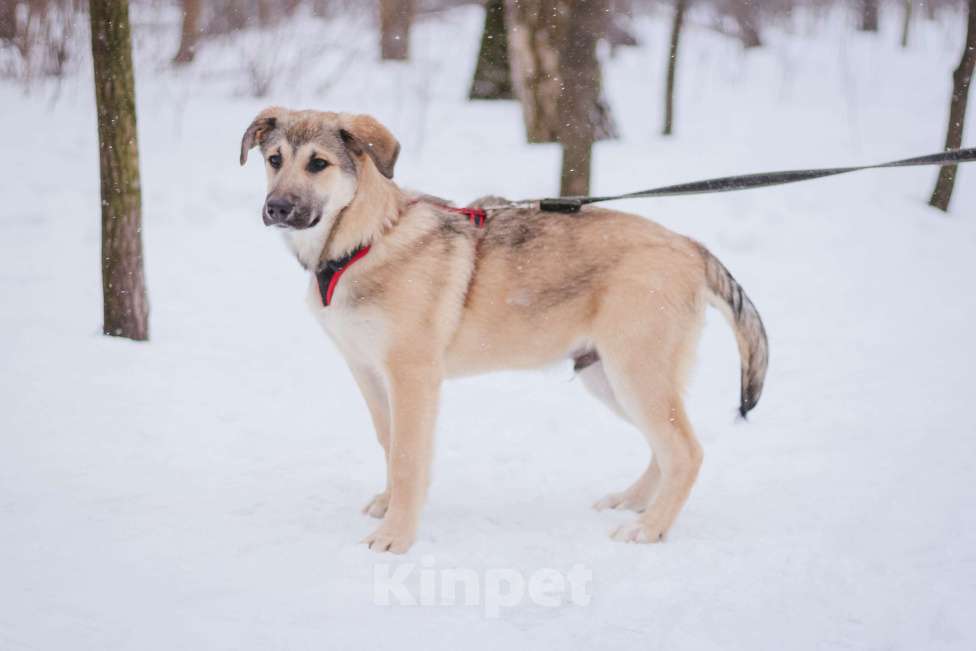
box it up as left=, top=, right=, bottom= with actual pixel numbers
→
left=89, top=0, right=149, bottom=340
left=469, top=0, right=514, bottom=100
left=505, top=0, right=616, bottom=144
left=172, top=0, right=201, bottom=65
left=929, top=0, right=976, bottom=211
left=379, top=0, right=413, bottom=61
left=663, top=0, right=687, bottom=136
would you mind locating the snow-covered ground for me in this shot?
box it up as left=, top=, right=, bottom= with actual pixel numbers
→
left=2, top=5, right=975, bottom=649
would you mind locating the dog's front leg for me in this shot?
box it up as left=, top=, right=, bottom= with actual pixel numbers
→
left=349, top=365, right=392, bottom=518
left=362, top=354, right=441, bottom=554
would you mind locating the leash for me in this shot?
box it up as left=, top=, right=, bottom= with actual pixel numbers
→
left=531, top=147, right=976, bottom=213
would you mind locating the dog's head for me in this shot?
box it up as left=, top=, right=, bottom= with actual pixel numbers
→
left=239, top=107, right=400, bottom=231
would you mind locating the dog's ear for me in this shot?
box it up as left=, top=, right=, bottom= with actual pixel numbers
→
left=338, top=114, right=400, bottom=179
left=240, top=107, right=285, bottom=166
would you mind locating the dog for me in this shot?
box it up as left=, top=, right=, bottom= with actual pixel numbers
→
left=240, top=107, right=768, bottom=554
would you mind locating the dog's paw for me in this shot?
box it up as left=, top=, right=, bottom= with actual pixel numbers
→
left=362, top=524, right=416, bottom=554
left=362, top=491, right=390, bottom=519
left=610, top=519, right=667, bottom=544
left=593, top=490, right=647, bottom=513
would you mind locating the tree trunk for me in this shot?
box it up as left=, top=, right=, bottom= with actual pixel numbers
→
left=731, top=0, right=763, bottom=48
left=663, top=0, right=686, bottom=136
left=607, top=0, right=639, bottom=53
left=172, top=0, right=201, bottom=65
left=859, top=0, right=879, bottom=31
left=257, top=0, right=272, bottom=26
left=379, top=0, right=413, bottom=61
left=900, top=0, right=912, bottom=47
left=469, top=0, right=513, bottom=100
left=504, top=0, right=563, bottom=142
left=504, top=0, right=616, bottom=144
left=929, top=0, right=976, bottom=212
left=0, top=0, right=17, bottom=41
left=89, top=0, right=149, bottom=340
left=557, top=0, right=610, bottom=196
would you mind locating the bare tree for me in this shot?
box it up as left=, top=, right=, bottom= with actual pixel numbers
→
left=504, top=0, right=563, bottom=142
left=859, top=0, right=879, bottom=31
left=557, top=0, right=611, bottom=196
left=172, top=0, right=201, bottom=65
left=930, top=0, right=976, bottom=211
left=0, top=0, right=17, bottom=41
left=257, top=0, right=272, bottom=26
left=607, top=0, right=639, bottom=53
left=730, top=0, right=762, bottom=48
left=89, top=0, right=149, bottom=340
left=901, top=0, right=912, bottom=47
left=504, top=0, right=616, bottom=144
left=663, top=0, right=687, bottom=135
left=379, top=0, right=414, bottom=60
left=469, top=0, right=513, bottom=99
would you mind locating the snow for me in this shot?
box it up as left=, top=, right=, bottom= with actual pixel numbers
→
left=2, top=5, right=975, bottom=650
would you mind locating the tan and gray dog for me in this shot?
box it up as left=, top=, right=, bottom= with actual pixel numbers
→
left=240, top=107, right=769, bottom=554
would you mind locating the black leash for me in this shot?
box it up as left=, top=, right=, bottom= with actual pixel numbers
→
left=536, top=147, right=976, bottom=213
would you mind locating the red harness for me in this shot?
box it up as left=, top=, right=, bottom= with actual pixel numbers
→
left=315, top=203, right=488, bottom=307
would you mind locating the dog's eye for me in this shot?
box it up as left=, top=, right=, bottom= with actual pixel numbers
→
left=268, top=154, right=282, bottom=170
left=308, top=157, right=329, bottom=173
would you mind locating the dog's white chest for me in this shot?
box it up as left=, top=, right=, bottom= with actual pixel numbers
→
left=304, top=277, right=387, bottom=367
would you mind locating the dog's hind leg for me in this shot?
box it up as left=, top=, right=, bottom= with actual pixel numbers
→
left=578, top=360, right=661, bottom=512
left=590, top=272, right=706, bottom=543
left=596, top=339, right=704, bottom=543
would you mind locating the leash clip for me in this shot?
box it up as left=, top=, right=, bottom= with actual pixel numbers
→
left=539, top=198, right=583, bottom=213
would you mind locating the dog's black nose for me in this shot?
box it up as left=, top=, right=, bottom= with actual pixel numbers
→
left=264, top=197, right=294, bottom=225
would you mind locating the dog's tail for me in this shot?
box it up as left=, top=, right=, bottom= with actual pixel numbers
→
left=696, top=243, right=769, bottom=418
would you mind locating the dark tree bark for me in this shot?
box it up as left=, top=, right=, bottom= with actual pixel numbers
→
left=731, top=0, right=762, bottom=48
left=859, top=0, right=879, bottom=31
left=505, top=0, right=616, bottom=144
left=0, top=0, right=17, bottom=41
left=557, top=0, right=610, bottom=196
left=901, top=0, right=912, bottom=47
left=469, top=0, right=513, bottom=100
left=379, top=0, right=414, bottom=61
left=89, top=0, right=149, bottom=340
left=930, top=0, right=976, bottom=211
left=663, top=0, right=687, bottom=136
left=172, top=0, right=201, bottom=65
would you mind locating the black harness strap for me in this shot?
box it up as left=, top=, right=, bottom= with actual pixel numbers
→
left=537, top=147, right=976, bottom=213
left=316, top=244, right=371, bottom=307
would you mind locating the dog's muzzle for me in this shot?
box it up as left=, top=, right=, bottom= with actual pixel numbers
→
left=263, top=196, right=319, bottom=229
left=264, top=197, right=294, bottom=225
